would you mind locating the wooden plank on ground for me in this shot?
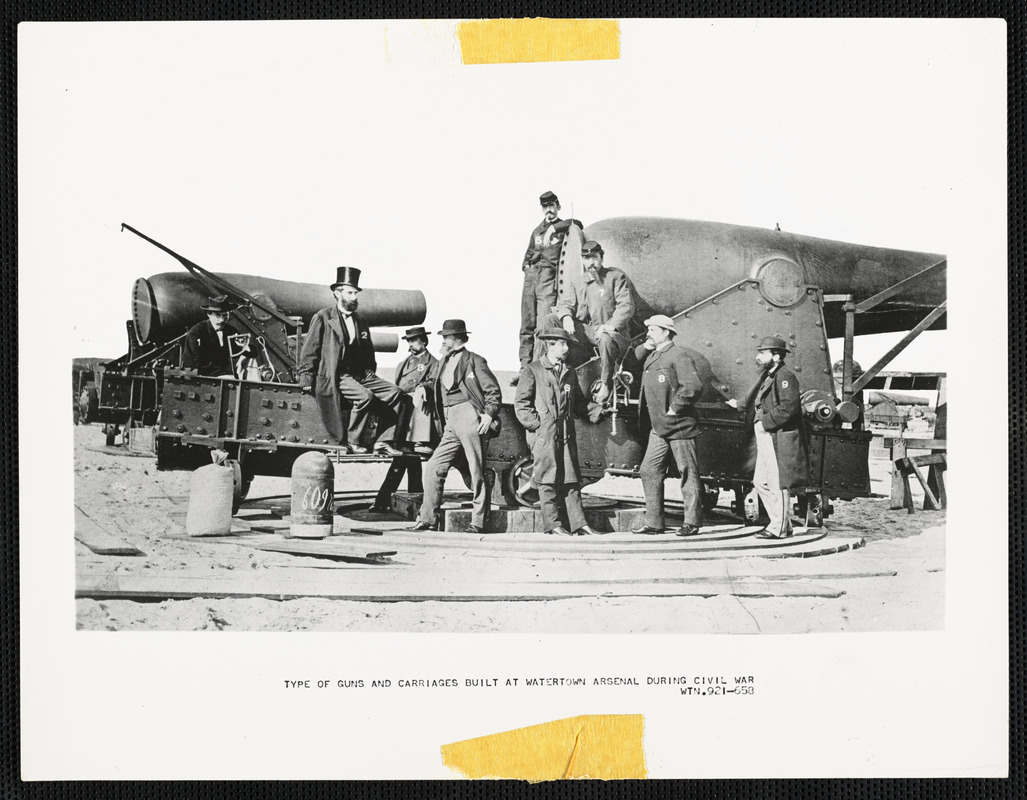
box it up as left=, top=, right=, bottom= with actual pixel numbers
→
left=162, top=531, right=396, bottom=560
left=74, top=506, right=145, bottom=556
left=75, top=573, right=845, bottom=602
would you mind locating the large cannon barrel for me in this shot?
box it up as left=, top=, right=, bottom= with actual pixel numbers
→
left=582, top=217, right=946, bottom=338
left=132, top=272, right=427, bottom=346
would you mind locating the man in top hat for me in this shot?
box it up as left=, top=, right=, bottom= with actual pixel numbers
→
left=744, top=336, right=808, bottom=539
left=368, top=326, right=439, bottom=513
left=183, top=295, right=249, bottom=378
left=536, top=239, right=636, bottom=403
left=514, top=328, right=599, bottom=536
left=298, top=267, right=409, bottom=455
left=410, top=319, right=502, bottom=533
left=519, top=191, right=582, bottom=372
left=629, top=315, right=706, bottom=537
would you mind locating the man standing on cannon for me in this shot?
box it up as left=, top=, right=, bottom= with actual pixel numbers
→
left=745, top=336, right=808, bottom=539
left=536, top=240, right=636, bottom=404
left=298, top=267, right=409, bottom=456
left=514, top=328, right=599, bottom=537
left=629, top=315, right=706, bottom=538
left=368, top=326, right=439, bottom=513
left=409, top=320, right=502, bottom=533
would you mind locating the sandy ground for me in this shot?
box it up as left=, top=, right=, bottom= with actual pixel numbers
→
left=73, top=425, right=945, bottom=633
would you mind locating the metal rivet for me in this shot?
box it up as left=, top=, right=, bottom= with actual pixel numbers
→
left=177, top=425, right=186, bottom=433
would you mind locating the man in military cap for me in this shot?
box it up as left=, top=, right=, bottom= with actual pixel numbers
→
left=410, top=320, right=502, bottom=533
left=368, top=326, right=439, bottom=513
left=629, top=315, right=706, bottom=537
left=183, top=295, right=248, bottom=378
left=519, top=191, right=580, bottom=372
left=514, top=328, right=599, bottom=536
left=537, top=239, right=636, bottom=403
left=745, top=336, right=808, bottom=539
left=299, top=267, right=409, bottom=455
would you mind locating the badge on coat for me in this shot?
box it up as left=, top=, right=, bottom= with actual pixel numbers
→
left=417, top=364, right=425, bottom=371
left=658, top=374, right=666, bottom=383
left=782, top=380, right=789, bottom=388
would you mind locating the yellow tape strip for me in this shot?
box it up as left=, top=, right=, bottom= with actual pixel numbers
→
left=458, top=19, right=620, bottom=65
left=441, top=714, right=646, bottom=780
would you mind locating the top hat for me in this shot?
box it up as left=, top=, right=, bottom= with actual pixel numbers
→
left=539, top=190, right=559, bottom=206
left=330, top=266, right=362, bottom=291
left=537, top=328, right=572, bottom=343
left=200, top=295, right=236, bottom=313
left=643, top=314, right=677, bottom=334
left=402, top=326, right=430, bottom=341
left=581, top=240, right=605, bottom=257
left=756, top=336, right=791, bottom=353
left=437, top=319, right=470, bottom=337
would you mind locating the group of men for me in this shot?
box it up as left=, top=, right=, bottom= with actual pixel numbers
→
left=180, top=190, right=809, bottom=540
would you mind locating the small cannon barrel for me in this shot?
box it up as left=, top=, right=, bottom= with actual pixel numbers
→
left=582, top=217, right=946, bottom=338
left=801, top=389, right=838, bottom=424
left=132, top=272, right=426, bottom=346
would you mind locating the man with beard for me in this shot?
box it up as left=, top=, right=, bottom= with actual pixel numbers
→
left=629, top=315, right=705, bottom=537
left=536, top=240, right=636, bottom=403
left=183, top=295, right=248, bottom=377
left=368, top=326, right=439, bottom=513
left=299, top=267, right=409, bottom=455
left=519, top=190, right=581, bottom=373
left=514, top=328, right=598, bottom=536
left=744, top=336, right=808, bottom=539
left=409, top=319, right=502, bottom=533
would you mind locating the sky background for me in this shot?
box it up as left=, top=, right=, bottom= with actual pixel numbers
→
left=19, top=19, right=1005, bottom=377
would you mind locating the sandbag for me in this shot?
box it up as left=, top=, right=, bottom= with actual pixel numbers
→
left=186, top=462, right=235, bottom=537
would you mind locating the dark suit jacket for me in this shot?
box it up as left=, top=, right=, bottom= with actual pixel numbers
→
left=430, top=348, right=502, bottom=437
left=182, top=320, right=238, bottom=377
left=394, top=350, right=439, bottom=395
left=744, top=363, right=808, bottom=490
left=634, top=342, right=703, bottom=440
left=298, top=306, right=378, bottom=441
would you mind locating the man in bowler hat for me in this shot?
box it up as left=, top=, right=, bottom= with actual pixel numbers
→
left=630, top=315, right=706, bottom=537
left=410, top=320, right=502, bottom=533
left=298, top=267, right=409, bottom=455
left=183, top=295, right=247, bottom=377
left=368, top=326, right=439, bottom=513
left=745, top=336, right=808, bottom=538
left=514, top=328, right=599, bottom=536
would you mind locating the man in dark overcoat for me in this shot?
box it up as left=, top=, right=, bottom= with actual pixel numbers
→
left=514, top=329, right=599, bottom=536
left=369, top=326, right=439, bottom=513
left=629, top=315, right=706, bottom=537
left=298, top=267, right=409, bottom=455
left=410, top=320, right=502, bottom=533
left=744, top=336, right=808, bottom=538
left=182, top=295, right=245, bottom=377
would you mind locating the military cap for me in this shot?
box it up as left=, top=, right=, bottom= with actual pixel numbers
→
left=643, top=314, right=677, bottom=334
left=200, top=295, right=237, bottom=313
left=539, top=190, right=559, bottom=206
left=402, top=326, right=430, bottom=340
left=438, top=319, right=470, bottom=337
left=330, top=266, right=362, bottom=291
left=537, top=328, right=572, bottom=343
left=756, top=336, right=790, bottom=353
left=581, top=240, right=605, bottom=257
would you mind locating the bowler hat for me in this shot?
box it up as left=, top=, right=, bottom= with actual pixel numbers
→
left=438, top=319, right=470, bottom=337
left=330, top=266, right=362, bottom=291
left=581, top=240, right=604, bottom=257
left=756, top=336, right=790, bottom=353
left=644, top=314, right=677, bottom=334
left=402, top=326, right=430, bottom=341
left=537, top=328, right=572, bottom=343
left=200, top=295, right=236, bottom=313
left=539, top=190, right=559, bottom=206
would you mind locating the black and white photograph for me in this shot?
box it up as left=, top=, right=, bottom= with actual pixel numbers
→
left=19, top=18, right=1006, bottom=780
